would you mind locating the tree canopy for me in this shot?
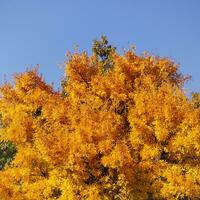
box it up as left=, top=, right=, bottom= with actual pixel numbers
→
left=0, top=37, right=199, bottom=200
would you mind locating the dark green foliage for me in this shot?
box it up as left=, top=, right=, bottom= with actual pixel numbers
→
left=191, top=93, right=200, bottom=108
left=0, top=114, right=17, bottom=170
left=61, top=79, right=68, bottom=97
left=0, top=142, right=17, bottom=170
left=92, top=35, right=116, bottom=73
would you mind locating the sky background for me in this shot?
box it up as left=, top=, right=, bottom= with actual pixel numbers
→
left=0, top=0, right=199, bottom=93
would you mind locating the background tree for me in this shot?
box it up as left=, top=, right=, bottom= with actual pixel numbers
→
left=92, top=35, right=116, bottom=72
left=0, top=113, right=17, bottom=170
left=0, top=142, right=16, bottom=170
left=191, top=92, right=200, bottom=108
left=0, top=37, right=199, bottom=200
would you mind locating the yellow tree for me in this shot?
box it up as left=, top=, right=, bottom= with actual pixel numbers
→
left=0, top=37, right=199, bottom=200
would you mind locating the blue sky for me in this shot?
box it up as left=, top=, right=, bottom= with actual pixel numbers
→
left=0, top=0, right=199, bottom=92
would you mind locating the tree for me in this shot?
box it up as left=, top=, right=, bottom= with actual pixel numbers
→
left=0, top=37, right=199, bottom=200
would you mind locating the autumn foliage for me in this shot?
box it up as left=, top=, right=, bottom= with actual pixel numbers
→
left=0, top=37, right=199, bottom=200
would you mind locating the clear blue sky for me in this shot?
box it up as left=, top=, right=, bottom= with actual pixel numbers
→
left=0, top=0, right=199, bottom=92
